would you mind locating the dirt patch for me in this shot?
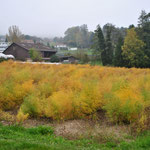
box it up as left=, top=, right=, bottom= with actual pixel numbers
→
left=54, top=120, right=92, bottom=138
left=53, top=119, right=131, bottom=142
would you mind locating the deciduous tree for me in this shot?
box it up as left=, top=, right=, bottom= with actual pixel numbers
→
left=122, top=28, right=148, bottom=67
left=6, top=25, right=24, bottom=43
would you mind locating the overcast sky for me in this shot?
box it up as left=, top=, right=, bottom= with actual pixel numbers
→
left=0, top=0, right=150, bottom=37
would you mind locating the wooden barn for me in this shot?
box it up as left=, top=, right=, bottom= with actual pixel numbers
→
left=3, top=42, right=57, bottom=61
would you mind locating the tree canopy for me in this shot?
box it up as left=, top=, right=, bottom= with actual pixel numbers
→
left=63, top=24, right=93, bottom=48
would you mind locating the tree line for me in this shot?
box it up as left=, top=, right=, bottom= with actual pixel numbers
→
left=93, top=10, right=150, bottom=68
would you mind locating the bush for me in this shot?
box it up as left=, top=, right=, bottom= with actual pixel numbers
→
left=29, top=48, right=42, bottom=62
left=50, top=55, right=60, bottom=62
left=0, top=61, right=150, bottom=130
left=74, top=50, right=90, bottom=63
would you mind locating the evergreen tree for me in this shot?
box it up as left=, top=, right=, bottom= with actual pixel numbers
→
left=138, top=10, right=148, bottom=27
left=129, top=24, right=135, bottom=29
left=102, top=27, right=113, bottom=65
left=93, top=25, right=105, bottom=61
left=137, top=10, right=150, bottom=67
left=114, top=36, right=124, bottom=67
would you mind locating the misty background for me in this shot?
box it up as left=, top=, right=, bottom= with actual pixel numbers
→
left=0, top=0, right=150, bottom=37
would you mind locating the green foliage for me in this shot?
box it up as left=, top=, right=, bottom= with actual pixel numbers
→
left=27, top=126, right=54, bottom=135
left=0, top=125, right=102, bottom=150
left=103, top=23, right=127, bottom=47
left=92, top=25, right=105, bottom=62
left=102, top=25, right=113, bottom=65
left=129, top=24, right=135, bottom=29
left=20, top=94, right=40, bottom=117
left=74, top=50, right=90, bottom=63
left=64, top=24, right=94, bottom=48
left=50, top=55, right=60, bottom=62
left=29, top=48, right=42, bottom=62
left=90, top=60, right=103, bottom=66
left=137, top=10, right=150, bottom=67
left=93, top=24, right=122, bottom=66
left=114, top=36, right=124, bottom=67
left=122, top=28, right=148, bottom=68
left=1, top=124, right=150, bottom=149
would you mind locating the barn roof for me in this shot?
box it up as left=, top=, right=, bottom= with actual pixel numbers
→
left=15, top=42, right=57, bottom=52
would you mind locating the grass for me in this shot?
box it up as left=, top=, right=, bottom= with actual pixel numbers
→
left=0, top=124, right=101, bottom=150
left=0, top=124, right=150, bottom=150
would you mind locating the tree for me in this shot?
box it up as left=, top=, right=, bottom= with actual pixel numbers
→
left=103, top=23, right=126, bottom=46
left=129, top=24, right=135, bottom=29
left=122, top=28, right=148, bottom=68
left=92, top=25, right=105, bottom=61
left=64, top=26, right=80, bottom=47
left=64, top=24, right=93, bottom=48
left=6, top=25, right=24, bottom=43
left=137, top=10, right=150, bottom=67
left=114, top=36, right=124, bottom=67
left=138, top=10, right=149, bottom=27
left=102, top=25, right=113, bottom=65
left=29, top=48, right=42, bottom=62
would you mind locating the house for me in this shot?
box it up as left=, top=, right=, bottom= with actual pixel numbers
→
left=55, top=44, right=68, bottom=50
left=68, top=47, right=78, bottom=51
left=3, top=42, right=57, bottom=61
left=0, top=42, right=10, bottom=53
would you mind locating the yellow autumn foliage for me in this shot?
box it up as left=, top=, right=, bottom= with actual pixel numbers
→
left=1, top=60, right=150, bottom=127
left=16, top=110, right=29, bottom=123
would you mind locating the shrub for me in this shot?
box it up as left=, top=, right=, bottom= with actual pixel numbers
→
left=16, top=110, right=29, bottom=123
left=50, top=55, right=60, bottom=62
left=74, top=50, right=90, bottom=63
left=0, top=61, right=150, bottom=130
left=29, top=48, right=42, bottom=62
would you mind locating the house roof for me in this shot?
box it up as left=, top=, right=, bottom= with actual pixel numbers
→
left=15, top=42, right=57, bottom=52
